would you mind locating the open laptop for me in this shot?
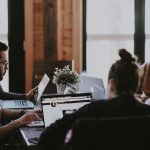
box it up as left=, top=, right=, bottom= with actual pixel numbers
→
left=36, top=93, right=92, bottom=128
left=78, top=76, right=106, bottom=100
left=0, top=74, right=50, bottom=109
left=24, top=93, right=92, bottom=145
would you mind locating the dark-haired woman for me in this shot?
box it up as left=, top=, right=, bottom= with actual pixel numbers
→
left=39, top=49, right=150, bottom=150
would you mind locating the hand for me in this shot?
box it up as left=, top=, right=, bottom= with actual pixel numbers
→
left=26, top=86, right=38, bottom=101
left=141, top=94, right=150, bottom=103
left=24, top=108, right=43, bottom=118
left=16, top=112, right=42, bottom=126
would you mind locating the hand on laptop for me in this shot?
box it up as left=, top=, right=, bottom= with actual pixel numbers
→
left=26, top=86, right=38, bottom=101
left=16, top=111, right=42, bottom=126
left=24, top=108, right=43, bottom=118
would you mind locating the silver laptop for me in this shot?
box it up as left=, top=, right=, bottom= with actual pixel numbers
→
left=41, top=93, right=92, bottom=128
left=0, top=74, right=50, bottom=109
left=78, top=76, right=106, bottom=100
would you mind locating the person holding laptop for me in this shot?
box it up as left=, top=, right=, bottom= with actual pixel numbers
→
left=0, top=41, right=37, bottom=100
left=39, top=49, right=150, bottom=150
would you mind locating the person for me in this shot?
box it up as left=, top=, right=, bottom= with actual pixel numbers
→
left=0, top=41, right=37, bottom=100
left=138, top=63, right=150, bottom=104
left=0, top=107, right=42, bottom=148
left=38, top=49, right=150, bottom=150
left=0, top=107, right=42, bottom=136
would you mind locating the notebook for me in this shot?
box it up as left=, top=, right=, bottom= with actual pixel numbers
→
left=78, top=76, right=106, bottom=100
left=0, top=74, right=50, bottom=109
left=40, top=93, right=92, bottom=128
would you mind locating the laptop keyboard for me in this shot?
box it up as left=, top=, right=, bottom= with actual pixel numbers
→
left=27, top=120, right=44, bottom=127
left=15, top=100, right=29, bottom=107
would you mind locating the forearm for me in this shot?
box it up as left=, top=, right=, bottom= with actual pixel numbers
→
left=0, top=90, right=26, bottom=100
left=0, top=119, right=22, bottom=137
left=2, top=109, right=23, bottom=120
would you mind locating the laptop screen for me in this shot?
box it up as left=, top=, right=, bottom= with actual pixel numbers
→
left=78, top=76, right=106, bottom=100
left=35, top=74, right=50, bottom=104
left=41, top=93, right=92, bottom=128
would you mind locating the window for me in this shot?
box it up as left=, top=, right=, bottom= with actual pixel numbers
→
left=0, top=0, right=9, bottom=91
left=86, top=0, right=134, bottom=88
left=145, top=0, right=150, bottom=62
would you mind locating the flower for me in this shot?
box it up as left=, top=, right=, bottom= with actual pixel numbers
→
left=52, top=65, right=80, bottom=87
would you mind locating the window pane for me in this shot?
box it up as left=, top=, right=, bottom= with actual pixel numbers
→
left=86, top=0, right=134, bottom=89
left=145, top=39, right=150, bottom=62
left=0, top=0, right=8, bottom=34
left=145, top=0, right=150, bottom=62
left=0, top=0, right=9, bottom=91
left=87, top=0, right=134, bottom=34
left=145, top=0, right=150, bottom=34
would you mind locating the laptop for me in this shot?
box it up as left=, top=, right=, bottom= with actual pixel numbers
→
left=40, top=93, right=92, bottom=128
left=78, top=76, right=106, bottom=100
left=25, top=93, right=92, bottom=145
left=0, top=74, right=50, bottom=109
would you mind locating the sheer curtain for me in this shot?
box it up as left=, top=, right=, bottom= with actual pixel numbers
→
left=0, top=0, right=9, bottom=91
left=86, top=0, right=134, bottom=89
left=145, top=0, right=150, bottom=62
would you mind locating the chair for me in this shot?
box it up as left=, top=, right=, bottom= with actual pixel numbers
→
left=63, top=116, right=150, bottom=150
left=32, top=60, right=72, bottom=94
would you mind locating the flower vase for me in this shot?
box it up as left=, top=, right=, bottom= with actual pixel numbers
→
left=56, top=84, right=66, bottom=94
left=64, top=84, right=79, bottom=94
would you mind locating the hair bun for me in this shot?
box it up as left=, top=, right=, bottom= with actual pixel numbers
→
left=118, top=49, right=135, bottom=63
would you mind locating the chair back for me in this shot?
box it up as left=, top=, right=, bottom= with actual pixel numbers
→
left=63, top=116, right=150, bottom=150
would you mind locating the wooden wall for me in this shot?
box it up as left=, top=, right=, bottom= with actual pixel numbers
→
left=25, top=0, right=82, bottom=91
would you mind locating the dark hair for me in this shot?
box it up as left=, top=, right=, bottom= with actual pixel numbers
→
left=0, top=41, right=8, bottom=51
left=108, top=49, right=139, bottom=94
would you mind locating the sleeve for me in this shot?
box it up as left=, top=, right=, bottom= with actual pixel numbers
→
left=0, top=84, right=26, bottom=100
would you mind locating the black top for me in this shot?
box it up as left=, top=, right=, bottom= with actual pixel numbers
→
left=0, top=84, right=26, bottom=100
left=39, top=93, right=150, bottom=150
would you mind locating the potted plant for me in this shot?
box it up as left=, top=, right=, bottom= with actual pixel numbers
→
left=52, top=65, right=80, bottom=94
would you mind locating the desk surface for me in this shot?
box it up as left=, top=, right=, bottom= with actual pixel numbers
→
left=19, top=127, right=44, bottom=147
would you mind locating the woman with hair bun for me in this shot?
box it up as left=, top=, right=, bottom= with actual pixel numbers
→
left=108, top=48, right=139, bottom=97
left=39, top=49, right=150, bottom=150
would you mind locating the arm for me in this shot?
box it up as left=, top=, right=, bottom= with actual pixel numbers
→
left=0, top=118, right=22, bottom=137
left=0, top=85, right=26, bottom=100
left=1, top=108, right=42, bottom=121
left=0, top=91, right=26, bottom=100
left=0, top=109, right=42, bottom=137
left=0, top=85, right=38, bottom=100
left=1, top=108, right=23, bottom=121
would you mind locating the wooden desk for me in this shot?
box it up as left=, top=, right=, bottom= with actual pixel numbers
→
left=19, top=127, right=44, bottom=150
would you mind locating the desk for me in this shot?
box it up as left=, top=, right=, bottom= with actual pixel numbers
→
left=19, top=127, right=44, bottom=150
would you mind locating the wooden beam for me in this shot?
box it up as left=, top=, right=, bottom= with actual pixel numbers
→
left=72, top=0, right=83, bottom=73
left=24, top=0, right=34, bottom=91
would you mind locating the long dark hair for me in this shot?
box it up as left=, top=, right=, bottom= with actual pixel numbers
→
left=108, top=49, right=139, bottom=94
